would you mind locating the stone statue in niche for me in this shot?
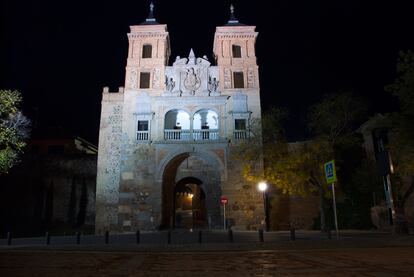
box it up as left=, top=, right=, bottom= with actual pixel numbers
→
left=165, top=77, right=175, bottom=92
left=184, top=67, right=201, bottom=93
left=208, top=76, right=219, bottom=93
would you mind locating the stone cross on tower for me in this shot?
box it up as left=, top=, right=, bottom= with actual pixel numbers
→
left=228, top=4, right=239, bottom=24
left=145, top=1, right=157, bottom=24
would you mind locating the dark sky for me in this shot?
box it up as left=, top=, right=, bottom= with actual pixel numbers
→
left=1, top=0, right=414, bottom=143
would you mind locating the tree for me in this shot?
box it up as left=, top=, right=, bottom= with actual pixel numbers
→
left=308, top=91, right=367, bottom=231
left=235, top=108, right=329, bottom=229
left=236, top=92, right=367, bottom=231
left=308, top=91, right=367, bottom=148
left=385, top=50, right=414, bottom=233
left=0, top=89, right=31, bottom=174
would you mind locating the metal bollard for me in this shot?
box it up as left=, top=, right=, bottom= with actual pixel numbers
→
left=105, top=231, right=109, bottom=244
left=228, top=229, right=234, bottom=243
left=76, top=232, right=81, bottom=244
left=136, top=230, right=140, bottom=244
left=167, top=230, right=172, bottom=244
left=259, top=229, right=264, bottom=243
left=45, top=232, right=50, bottom=245
left=198, top=230, right=202, bottom=244
left=290, top=228, right=296, bottom=241
left=7, top=232, right=12, bottom=246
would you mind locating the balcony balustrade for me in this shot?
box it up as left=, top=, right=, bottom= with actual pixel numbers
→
left=137, top=131, right=149, bottom=141
left=164, top=129, right=219, bottom=141
left=233, top=130, right=248, bottom=140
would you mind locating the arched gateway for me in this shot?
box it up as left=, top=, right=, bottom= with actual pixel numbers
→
left=161, top=152, right=222, bottom=229
left=95, top=3, right=264, bottom=233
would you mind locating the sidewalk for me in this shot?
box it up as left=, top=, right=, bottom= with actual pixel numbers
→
left=1, top=230, right=413, bottom=252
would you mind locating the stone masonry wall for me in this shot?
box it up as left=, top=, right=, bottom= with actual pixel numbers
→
left=95, top=91, right=124, bottom=233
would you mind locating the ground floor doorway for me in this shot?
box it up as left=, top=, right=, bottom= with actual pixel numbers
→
left=173, top=177, right=207, bottom=229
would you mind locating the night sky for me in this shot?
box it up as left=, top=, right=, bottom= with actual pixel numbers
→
left=1, top=0, right=414, bottom=143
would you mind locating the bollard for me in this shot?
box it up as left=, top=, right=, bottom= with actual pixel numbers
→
left=105, top=231, right=109, bottom=244
left=45, top=232, right=50, bottom=245
left=228, top=229, right=234, bottom=243
left=259, top=229, right=264, bottom=243
left=136, top=230, right=140, bottom=244
left=167, top=230, right=172, bottom=244
left=290, top=228, right=296, bottom=241
left=327, top=229, right=332, bottom=240
left=7, top=232, right=12, bottom=246
left=76, top=232, right=81, bottom=244
left=198, top=230, right=202, bottom=244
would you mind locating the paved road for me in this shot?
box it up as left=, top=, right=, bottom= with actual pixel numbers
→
left=1, top=247, right=414, bottom=276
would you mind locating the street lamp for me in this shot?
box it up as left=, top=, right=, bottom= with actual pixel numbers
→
left=258, top=182, right=269, bottom=231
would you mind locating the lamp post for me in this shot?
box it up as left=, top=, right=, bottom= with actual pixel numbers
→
left=258, top=182, right=269, bottom=232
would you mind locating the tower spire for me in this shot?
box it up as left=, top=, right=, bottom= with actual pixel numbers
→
left=143, top=1, right=158, bottom=24
left=227, top=4, right=239, bottom=25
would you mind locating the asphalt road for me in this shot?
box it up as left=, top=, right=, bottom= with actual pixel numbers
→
left=1, top=247, right=414, bottom=276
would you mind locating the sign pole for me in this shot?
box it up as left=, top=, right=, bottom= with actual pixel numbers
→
left=220, top=196, right=228, bottom=230
left=223, top=203, right=226, bottom=231
left=324, top=160, right=339, bottom=239
left=331, top=182, right=339, bottom=239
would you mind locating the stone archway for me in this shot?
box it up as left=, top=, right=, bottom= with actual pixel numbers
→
left=173, top=177, right=207, bottom=229
left=161, top=152, right=222, bottom=229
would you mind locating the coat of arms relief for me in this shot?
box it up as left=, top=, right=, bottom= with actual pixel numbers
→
left=163, top=49, right=220, bottom=97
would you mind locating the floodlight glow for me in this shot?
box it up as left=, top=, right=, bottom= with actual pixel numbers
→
left=258, top=182, right=268, bottom=192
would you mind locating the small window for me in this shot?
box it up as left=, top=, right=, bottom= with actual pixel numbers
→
left=142, top=44, right=152, bottom=58
left=232, top=45, right=241, bottom=58
left=137, top=120, right=149, bottom=140
left=138, top=120, right=149, bottom=131
left=233, top=72, right=244, bottom=88
left=235, top=119, right=246, bottom=130
left=140, top=72, right=150, bottom=89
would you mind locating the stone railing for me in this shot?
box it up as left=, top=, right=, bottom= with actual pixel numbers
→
left=193, top=129, right=219, bottom=140
left=164, top=129, right=192, bottom=141
left=137, top=131, right=149, bottom=141
left=233, top=130, right=248, bottom=140
left=164, top=129, right=219, bottom=141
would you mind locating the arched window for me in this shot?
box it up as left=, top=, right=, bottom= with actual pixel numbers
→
left=142, top=44, right=152, bottom=58
left=164, top=109, right=190, bottom=140
left=232, top=45, right=241, bottom=58
left=193, top=109, right=219, bottom=140
left=193, top=109, right=219, bottom=130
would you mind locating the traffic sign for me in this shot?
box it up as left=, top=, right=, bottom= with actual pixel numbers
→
left=324, top=160, right=339, bottom=238
left=220, top=196, right=228, bottom=205
left=324, top=160, right=337, bottom=184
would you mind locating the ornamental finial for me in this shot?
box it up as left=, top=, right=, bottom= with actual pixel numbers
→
left=144, top=1, right=157, bottom=23
left=227, top=3, right=239, bottom=24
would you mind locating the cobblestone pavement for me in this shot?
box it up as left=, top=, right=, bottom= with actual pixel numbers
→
left=1, top=247, right=414, bottom=276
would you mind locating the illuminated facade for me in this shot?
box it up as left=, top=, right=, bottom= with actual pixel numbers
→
left=95, top=4, right=264, bottom=232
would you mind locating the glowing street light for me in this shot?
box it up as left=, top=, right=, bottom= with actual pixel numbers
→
left=258, top=182, right=269, bottom=231
left=258, top=182, right=268, bottom=192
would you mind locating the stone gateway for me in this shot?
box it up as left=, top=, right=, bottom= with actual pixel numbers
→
left=95, top=4, right=264, bottom=233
